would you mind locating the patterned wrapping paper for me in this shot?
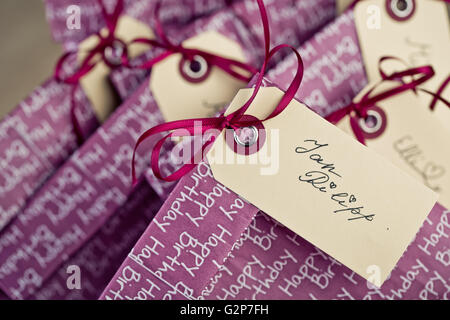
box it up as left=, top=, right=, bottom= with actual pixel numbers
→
left=27, top=181, right=162, bottom=300
left=268, top=11, right=367, bottom=118
left=100, top=12, right=450, bottom=300
left=44, top=0, right=239, bottom=48
left=0, top=80, right=98, bottom=232
left=0, top=1, right=336, bottom=300
left=0, top=181, right=161, bottom=300
left=0, top=81, right=164, bottom=300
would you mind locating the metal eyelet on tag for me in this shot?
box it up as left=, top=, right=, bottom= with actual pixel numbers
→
left=104, top=40, right=126, bottom=66
left=386, top=0, right=415, bottom=22
left=225, top=115, right=266, bottom=156
left=234, top=126, right=259, bottom=147
left=179, top=55, right=210, bottom=83
left=358, top=106, right=387, bottom=140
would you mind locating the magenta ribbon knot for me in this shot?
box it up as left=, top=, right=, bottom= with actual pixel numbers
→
left=326, top=56, right=450, bottom=145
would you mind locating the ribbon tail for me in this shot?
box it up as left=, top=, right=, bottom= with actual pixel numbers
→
left=427, top=75, right=450, bottom=110
left=350, top=116, right=366, bottom=145
left=326, top=106, right=351, bottom=124
left=97, top=0, right=124, bottom=34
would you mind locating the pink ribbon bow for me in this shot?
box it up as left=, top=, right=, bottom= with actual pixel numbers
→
left=326, top=56, right=450, bottom=145
left=122, top=1, right=258, bottom=83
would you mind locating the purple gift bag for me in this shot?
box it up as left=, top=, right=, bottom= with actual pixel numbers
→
left=0, top=80, right=98, bottom=232
left=99, top=11, right=450, bottom=300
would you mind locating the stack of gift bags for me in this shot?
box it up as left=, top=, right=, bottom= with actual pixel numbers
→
left=0, top=0, right=449, bottom=300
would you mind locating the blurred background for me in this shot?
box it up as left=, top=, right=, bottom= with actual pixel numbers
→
left=0, top=0, right=61, bottom=119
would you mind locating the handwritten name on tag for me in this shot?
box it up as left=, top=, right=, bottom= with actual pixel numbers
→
left=207, top=87, right=437, bottom=285
left=78, top=16, right=154, bottom=122
left=338, top=81, right=450, bottom=209
left=354, top=0, right=450, bottom=128
left=295, top=140, right=375, bottom=222
left=150, top=31, right=248, bottom=122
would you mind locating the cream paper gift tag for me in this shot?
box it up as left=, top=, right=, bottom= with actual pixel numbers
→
left=78, top=16, right=154, bottom=122
left=150, top=31, right=249, bottom=122
left=206, top=87, right=438, bottom=285
left=354, top=0, right=450, bottom=129
left=337, top=81, right=450, bottom=209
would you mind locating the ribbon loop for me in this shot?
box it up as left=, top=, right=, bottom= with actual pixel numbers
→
left=131, top=0, right=305, bottom=185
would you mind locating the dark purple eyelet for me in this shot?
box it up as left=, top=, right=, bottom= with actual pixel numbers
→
left=179, top=55, right=211, bottom=83
left=386, top=0, right=415, bottom=22
left=358, top=106, right=387, bottom=140
left=225, top=115, right=266, bottom=156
